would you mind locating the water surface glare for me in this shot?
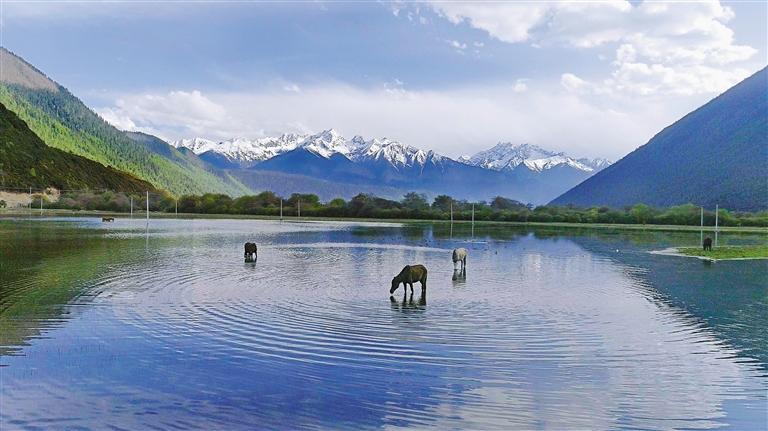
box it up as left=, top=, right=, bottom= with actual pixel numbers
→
left=1, top=218, right=765, bottom=430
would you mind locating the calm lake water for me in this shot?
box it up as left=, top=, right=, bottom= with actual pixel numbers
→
left=1, top=217, right=766, bottom=430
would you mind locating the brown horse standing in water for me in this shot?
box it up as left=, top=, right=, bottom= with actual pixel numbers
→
left=390, top=264, right=428, bottom=295
left=244, top=242, right=258, bottom=261
left=102, top=217, right=114, bottom=222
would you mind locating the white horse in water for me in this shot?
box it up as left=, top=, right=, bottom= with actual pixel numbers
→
left=452, top=248, right=467, bottom=271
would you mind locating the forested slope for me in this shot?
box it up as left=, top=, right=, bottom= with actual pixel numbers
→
left=0, top=101, right=155, bottom=192
left=0, top=48, right=251, bottom=197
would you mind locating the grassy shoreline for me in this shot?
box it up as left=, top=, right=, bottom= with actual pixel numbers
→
left=2, top=208, right=768, bottom=233
left=651, top=245, right=768, bottom=260
left=675, top=245, right=768, bottom=259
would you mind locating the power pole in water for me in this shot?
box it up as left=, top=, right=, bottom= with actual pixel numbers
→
left=715, top=204, right=719, bottom=247
left=700, top=207, right=704, bottom=247
left=298, top=201, right=301, bottom=219
left=471, top=203, right=475, bottom=239
left=280, top=199, right=283, bottom=221
left=146, top=191, right=149, bottom=224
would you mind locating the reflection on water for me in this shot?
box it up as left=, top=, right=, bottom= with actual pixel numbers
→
left=0, top=218, right=765, bottom=430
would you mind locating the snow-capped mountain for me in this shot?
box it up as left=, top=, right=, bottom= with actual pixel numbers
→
left=299, top=129, right=353, bottom=158
left=348, top=136, right=447, bottom=169
left=459, top=143, right=611, bottom=173
left=170, top=133, right=307, bottom=165
left=575, top=157, right=612, bottom=171
left=171, top=129, right=449, bottom=170
left=168, top=130, right=610, bottom=205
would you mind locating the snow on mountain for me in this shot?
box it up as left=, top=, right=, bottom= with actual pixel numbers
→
left=170, top=133, right=308, bottom=163
left=170, top=132, right=608, bottom=174
left=348, top=136, right=444, bottom=169
left=298, top=129, right=354, bottom=158
left=171, top=137, right=219, bottom=154
left=576, top=157, right=612, bottom=171
left=460, top=142, right=610, bottom=173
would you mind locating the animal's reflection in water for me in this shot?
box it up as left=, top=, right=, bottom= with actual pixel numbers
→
left=452, top=268, right=467, bottom=283
left=390, top=291, right=426, bottom=311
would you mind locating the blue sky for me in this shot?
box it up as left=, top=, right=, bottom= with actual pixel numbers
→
left=3, top=1, right=766, bottom=160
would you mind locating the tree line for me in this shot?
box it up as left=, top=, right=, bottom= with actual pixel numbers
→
left=31, top=189, right=768, bottom=227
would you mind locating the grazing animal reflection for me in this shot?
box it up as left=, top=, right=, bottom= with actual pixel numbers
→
left=452, top=268, right=466, bottom=283
left=703, top=237, right=713, bottom=251
left=389, top=292, right=426, bottom=311
left=102, top=217, right=114, bottom=222
left=244, top=242, right=258, bottom=261
left=452, top=248, right=467, bottom=271
left=390, top=264, right=427, bottom=295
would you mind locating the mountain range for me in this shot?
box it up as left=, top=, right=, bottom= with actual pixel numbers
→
left=551, top=66, right=767, bottom=212
left=171, top=130, right=611, bottom=205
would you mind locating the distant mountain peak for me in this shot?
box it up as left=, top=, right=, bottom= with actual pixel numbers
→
left=348, top=136, right=441, bottom=169
left=299, top=129, right=352, bottom=158
left=460, top=141, right=609, bottom=173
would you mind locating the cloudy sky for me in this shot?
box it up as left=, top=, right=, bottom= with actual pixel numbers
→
left=3, top=1, right=765, bottom=160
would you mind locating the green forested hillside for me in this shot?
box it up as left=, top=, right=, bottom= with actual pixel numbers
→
left=124, top=131, right=251, bottom=195
left=0, top=101, right=155, bottom=192
left=0, top=48, right=251, bottom=197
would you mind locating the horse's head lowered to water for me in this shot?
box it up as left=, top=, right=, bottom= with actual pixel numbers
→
left=390, top=264, right=428, bottom=295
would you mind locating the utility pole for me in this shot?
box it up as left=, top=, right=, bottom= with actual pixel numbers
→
left=280, top=199, right=283, bottom=221
left=471, top=203, right=475, bottom=239
left=298, top=200, right=301, bottom=218
left=715, top=204, right=719, bottom=247
left=175, top=199, right=178, bottom=217
left=131, top=196, right=133, bottom=218
left=146, top=191, right=149, bottom=224
left=700, top=206, right=704, bottom=247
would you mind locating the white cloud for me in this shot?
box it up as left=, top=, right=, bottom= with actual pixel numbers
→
left=446, top=40, right=467, bottom=50
left=512, top=79, right=529, bottom=92
left=284, top=84, right=302, bottom=93
left=98, top=90, right=229, bottom=141
left=432, top=2, right=550, bottom=43
left=96, top=107, right=137, bottom=131
left=425, top=0, right=757, bottom=97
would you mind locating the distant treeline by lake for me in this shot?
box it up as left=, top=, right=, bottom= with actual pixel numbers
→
left=17, top=189, right=768, bottom=228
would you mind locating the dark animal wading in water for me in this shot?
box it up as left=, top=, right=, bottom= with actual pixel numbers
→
left=390, top=264, right=427, bottom=295
left=244, top=242, right=258, bottom=261
left=703, top=237, right=712, bottom=251
left=102, top=217, right=114, bottom=222
left=452, top=248, right=467, bottom=272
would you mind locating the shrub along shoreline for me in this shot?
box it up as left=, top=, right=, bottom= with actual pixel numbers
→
left=12, top=189, right=768, bottom=228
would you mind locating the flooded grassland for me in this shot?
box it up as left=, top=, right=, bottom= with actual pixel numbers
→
left=1, top=218, right=766, bottom=430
